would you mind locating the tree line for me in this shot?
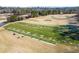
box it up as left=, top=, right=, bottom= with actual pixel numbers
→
left=5, top=7, right=79, bottom=22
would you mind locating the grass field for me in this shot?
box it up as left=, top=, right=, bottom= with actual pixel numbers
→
left=4, top=22, right=79, bottom=45
left=0, top=18, right=5, bottom=20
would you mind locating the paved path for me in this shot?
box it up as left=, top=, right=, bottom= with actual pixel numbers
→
left=0, top=20, right=6, bottom=27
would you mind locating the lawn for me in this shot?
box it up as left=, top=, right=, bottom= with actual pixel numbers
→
left=4, top=22, right=79, bottom=45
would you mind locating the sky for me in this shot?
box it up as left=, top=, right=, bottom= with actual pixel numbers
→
left=0, top=0, right=79, bottom=7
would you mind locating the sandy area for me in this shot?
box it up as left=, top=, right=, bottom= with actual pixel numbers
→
left=0, top=14, right=79, bottom=53
left=21, top=14, right=77, bottom=26
left=0, top=16, right=7, bottom=20
left=0, top=27, right=79, bottom=53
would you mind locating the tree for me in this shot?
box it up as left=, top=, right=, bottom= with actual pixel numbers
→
left=7, top=15, right=23, bottom=22
left=31, top=10, right=39, bottom=17
left=7, top=15, right=17, bottom=22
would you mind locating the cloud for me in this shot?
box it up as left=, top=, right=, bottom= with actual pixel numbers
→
left=0, top=0, right=79, bottom=7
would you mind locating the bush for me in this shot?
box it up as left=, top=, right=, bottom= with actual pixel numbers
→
left=7, top=15, right=23, bottom=22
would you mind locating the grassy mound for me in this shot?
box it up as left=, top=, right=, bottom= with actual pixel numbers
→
left=4, top=22, right=79, bottom=45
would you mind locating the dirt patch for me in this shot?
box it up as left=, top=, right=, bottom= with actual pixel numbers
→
left=0, top=28, right=79, bottom=53
left=21, top=14, right=77, bottom=26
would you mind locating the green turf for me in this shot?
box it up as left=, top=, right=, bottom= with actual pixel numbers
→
left=4, top=22, right=79, bottom=45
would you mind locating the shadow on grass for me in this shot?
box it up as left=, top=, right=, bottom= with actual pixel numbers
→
left=59, top=25, right=79, bottom=40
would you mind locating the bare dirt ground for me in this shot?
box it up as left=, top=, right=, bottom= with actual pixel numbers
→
left=21, top=14, right=77, bottom=26
left=0, top=14, right=79, bottom=53
left=0, top=28, right=79, bottom=53
left=0, top=16, right=6, bottom=20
